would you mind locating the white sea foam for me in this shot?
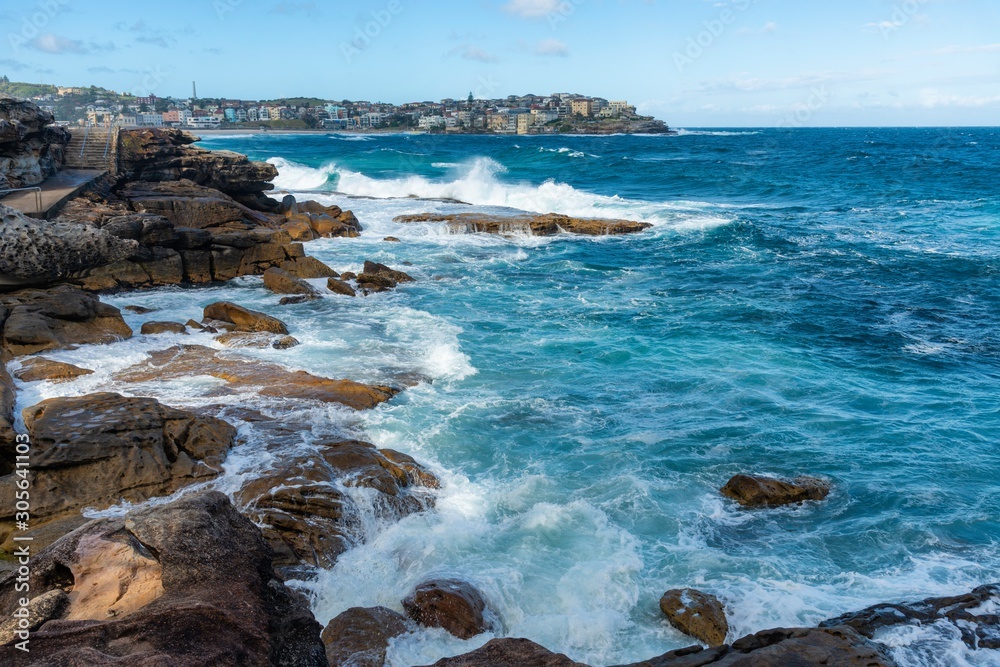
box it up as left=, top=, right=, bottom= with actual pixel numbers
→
left=675, top=129, right=762, bottom=136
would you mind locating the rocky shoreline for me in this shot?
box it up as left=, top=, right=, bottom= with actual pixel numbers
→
left=0, top=97, right=997, bottom=666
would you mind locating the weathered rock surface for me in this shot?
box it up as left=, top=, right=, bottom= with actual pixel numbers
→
left=394, top=212, right=652, bottom=236
left=660, top=589, right=729, bottom=647
left=327, top=277, right=357, bottom=297
left=0, top=393, right=236, bottom=552
left=0, top=204, right=137, bottom=287
left=13, top=357, right=94, bottom=383
left=417, top=638, right=590, bottom=667
left=204, top=301, right=289, bottom=334
left=141, top=321, right=188, bottom=335
left=0, top=364, right=14, bottom=471
left=357, top=260, right=416, bottom=294
left=263, top=267, right=320, bottom=296
left=0, top=286, right=132, bottom=359
left=822, top=583, right=1000, bottom=650
left=116, top=345, right=400, bottom=410
left=403, top=579, right=491, bottom=640
left=281, top=198, right=362, bottom=239
left=322, top=606, right=410, bottom=667
left=720, top=474, right=831, bottom=508
left=281, top=255, right=337, bottom=279
left=0, top=95, right=69, bottom=189
left=0, top=491, right=328, bottom=666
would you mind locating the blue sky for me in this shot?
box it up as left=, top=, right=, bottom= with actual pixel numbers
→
left=1, top=0, right=998, bottom=126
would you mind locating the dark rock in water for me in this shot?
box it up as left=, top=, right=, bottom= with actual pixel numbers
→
left=0, top=491, right=328, bottom=666
left=403, top=579, right=491, bottom=640
left=0, top=204, right=138, bottom=287
left=272, top=335, right=300, bottom=350
left=322, top=606, right=409, bottom=667
left=341, top=271, right=357, bottom=281
left=358, top=273, right=398, bottom=293
left=279, top=295, right=317, bottom=306
left=0, top=285, right=132, bottom=359
left=0, top=392, right=236, bottom=553
left=0, top=365, right=14, bottom=471
left=364, top=260, right=415, bottom=284
left=13, top=357, right=94, bottom=383
left=263, top=267, right=320, bottom=296
left=612, top=627, right=894, bottom=667
left=327, top=277, right=357, bottom=297
left=416, top=638, right=589, bottom=667
left=124, top=305, right=158, bottom=314
left=384, top=236, right=402, bottom=243
left=822, top=583, right=1000, bottom=650
left=720, top=474, right=830, bottom=508
left=394, top=212, right=652, bottom=236
left=204, top=301, right=289, bottom=334
left=659, top=589, right=729, bottom=647
left=140, top=321, right=188, bottom=335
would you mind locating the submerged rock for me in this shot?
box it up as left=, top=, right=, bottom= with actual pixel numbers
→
left=394, top=212, right=652, bottom=236
left=322, top=606, right=409, bottom=667
left=13, top=357, right=94, bottom=383
left=720, top=474, right=831, bottom=508
left=140, top=321, right=188, bottom=335
left=416, top=638, right=589, bottom=667
left=0, top=491, right=328, bottom=666
left=659, top=588, right=729, bottom=647
left=116, top=345, right=400, bottom=410
left=403, top=579, right=491, bottom=640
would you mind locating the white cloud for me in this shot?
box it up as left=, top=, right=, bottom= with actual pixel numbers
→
left=535, top=38, right=568, bottom=57
left=28, top=34, right=87, bottom=54
left=448, top=44, right=499, bottom=63
left=503, top=0, right=561, bottom=18
left=919, top=90, right=1000, bottom=108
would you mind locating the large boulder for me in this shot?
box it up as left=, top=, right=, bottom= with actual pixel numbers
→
left=12, top=357, right=94, bottom=383
left=0, top=491, right=328, bottom=666
left=0, top=96, right=69, bottom=188
left=416, top=638, right=590, bottom=667
left=0, top=393, right=236, bottom=552
left=263, top=267, right=320, bottom=296
left=116, top=345, right=400, bottom=410
left=0, top=285, right=132, bottom=359
left=394, top=212, right=652, bottom=236
left=402, top=579, right=491, bottom=640
left=356, top=261, right=416, bottom=294
left=659, top=589, right=729, bottom=647
left=204, top=301, right=289, bottom=334
left=0, top=204, right=137, bottom=287
left=322, top=606, right=409, bottom=667
left=720, top=474, right=831, bottom=508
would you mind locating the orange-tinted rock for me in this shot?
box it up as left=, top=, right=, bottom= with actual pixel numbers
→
left=403, top=579, right=490, bottom=640
left=394, top=212, right=652, bottom=236
left=327, top=278, right=357, bottom=297
left=720, top=474, right=831, bottom=508
left=13, top=357, right=94, bottom=383
left=659, top=589, right=729, bottom=646
left=203, top=301, right=289, bottom=334
left=322, top=607, right=409, bottom=667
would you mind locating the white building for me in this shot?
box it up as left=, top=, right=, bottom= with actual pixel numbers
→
left=136, top=113, right=164, bottom=127
left=418, top=115, right=447, bottom=130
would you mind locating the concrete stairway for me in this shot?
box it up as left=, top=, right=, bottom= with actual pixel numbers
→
left=64, top=127, right=114, bottom=170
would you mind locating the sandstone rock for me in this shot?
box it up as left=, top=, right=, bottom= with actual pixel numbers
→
left=0, top=286, right=132, bottom=359
left=394, top=212, right=652, bottom=236
left=322, top=606, right=409, bottom=667
left=0, top=204, right=137, bottom=287
left=120, top=179, right=274, bottom=231
left=263, top=267, right=320, bottom=296
left=0, top=365, right=14, bottom=469
left=659, top=589, right=729, bottom=647
left=280, top=256, right=337, bottom=279
left=116, top=345, right=400, bottom=410
left=284, top=215, right=317, bottom=242
left=327, top=277, right=357, bottom=297
left=215, top=332, right=285, bottom=349
left=384, top=236, right=402, bottom=243
left=403, top=579, right=490, bottom=639
left=341, top=271, right=357, bottom=281
left=357, top=273, right=398, bottom=293
left=0, top=96, right=69, bottom=188
left=416, top=638, right=590, bottom=667
left=364, top=260, right=415, bottom=284
left=279, top=295, right=317, bottom=306
left=204, top=301, right=289, bottom=334
left=0, top=393, right=236, bottom=552
left=720, top=474, right=831, bottom=508
left=0, top=491, right=328, bottom=666
left=273, top=335, right=301, bottom=350
left=13, top=357, right=94, bottom=383
left=141, top=321, right=188, bottom=335
left=0, top=589, right=67, bottom=645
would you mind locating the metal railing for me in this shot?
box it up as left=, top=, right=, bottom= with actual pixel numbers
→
left=0, top=186, right=43, bottom=214
left=79, top=122, right=92, bottom=157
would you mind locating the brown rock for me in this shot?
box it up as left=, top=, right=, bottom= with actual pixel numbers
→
left=341, top=271, right=357, bottom=281
left=322, top=606, right=409, bottom=667
left=357, top=274, right=397, bottom=293
left=280, top=255, right=337, bottom=279
left=263, top=267, right=320, bottom=296
left=0, top=365, right=14, bottom=471
left=384, top=236, right=402, bottom=243
left=203, top=301, right=289, bottom=334
left=402, top=579, right=490, bottom=640
left=13, top=357, right=93, bottom=383
left=123, top=305, right=158, bottom=314
left=215, top=332, right=285, bottom=349
left=720, top=474, right=831, bottom=508
left=394, top=212, right=652, bottom=236
left=140, top=321, right=188, bottom=335
left=0, top=286, right=132, bottom=359
left=116, top=345, right=400, bottom=411
left=279, top=295, right=318, bottom=306
left=659, top=589, right=729, bottom=647
left=327, top=277, right=357, bottom=297
left=272, top=335, right=301, bottom=350
left=364, top=260, right=415, bottom=284
left=0, top=491, right=328, bottom=666
left=284, top=215, right=318, bottom=242
left=415, top=638, right=589, bottom=667
left=0, top=393, right=236, bottom=552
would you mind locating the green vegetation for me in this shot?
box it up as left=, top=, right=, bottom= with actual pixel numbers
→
left=0, top=80, right=58, bottom=99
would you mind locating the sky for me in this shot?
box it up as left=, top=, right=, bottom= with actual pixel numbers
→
left=1, top=0, right=998, bottom=127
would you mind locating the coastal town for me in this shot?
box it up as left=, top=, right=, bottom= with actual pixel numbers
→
left=0, top=78, right=671, bottom=135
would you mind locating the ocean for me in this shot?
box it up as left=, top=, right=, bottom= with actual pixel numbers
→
left=33, top=128, right=1000, bottom=666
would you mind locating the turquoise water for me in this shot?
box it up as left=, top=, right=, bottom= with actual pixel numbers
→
left=182, top=130, right=1000, bottom=665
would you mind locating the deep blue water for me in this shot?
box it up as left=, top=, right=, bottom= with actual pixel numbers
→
left=191, top=129, right=1000, bottom=665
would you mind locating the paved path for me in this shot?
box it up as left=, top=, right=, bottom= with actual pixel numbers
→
left=1, top=169, right=106, bottom=219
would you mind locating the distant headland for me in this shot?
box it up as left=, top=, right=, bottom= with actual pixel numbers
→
left=0, top=77, right=673, bottom=136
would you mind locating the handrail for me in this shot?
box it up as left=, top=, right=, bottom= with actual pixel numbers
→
left=0, top=186, right=43, bottom=214
left=103, top=125, right=115, bottom=159
left=80, top=122, right=92, bottom=157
